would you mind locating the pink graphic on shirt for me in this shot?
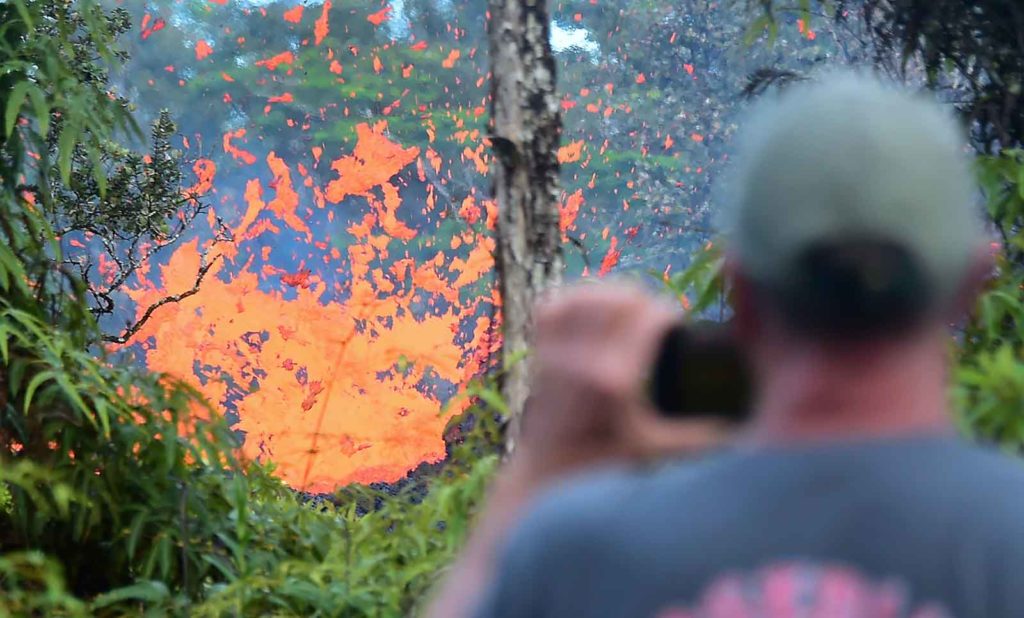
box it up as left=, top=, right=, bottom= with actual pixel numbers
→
left=655, top=562, right=953, bottom=618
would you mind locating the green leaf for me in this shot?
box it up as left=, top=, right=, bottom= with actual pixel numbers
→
left=4, top=81, right=30, bottom=137
left=91, top=581, right=170, bottom=609
left=11, top=0, right=33, bottom=30
left=1016, top=163, right=1024, bottom=201
left=157, top=534, right=172, bottom=578
left=141, top=534, right=164, bottom=578
left=127, top=511, right=149, bottom=561
left=87, top=144, right=108, bottom=196
left=93, top=397, right=112, bottom=438
left=200, top=553, right=236, bottom=580
left=694, top=275, right=724, bottom=315
left=214, top=532, right=245, bottom=563
left=474, top=386, right=508, bottom=415
left=26, top=85, right=49, bottom=136
left=504, top=347, right=529, bottom=369
left=57, top=120, right=81, bottom=184
left=51, top=484, right=75, bottom=517
left=6, top=309, right=51, bottom=350
left=7, top=357, right=27, bottom=395
left=23, top=370, right=56, bottom=414
left=745, top=14, right=774, bottom=46
left=0, top=253, right=9, bottom=293
left=978, top=294, right=997, bottom=338
left=55, top=374, right=90, bottom=417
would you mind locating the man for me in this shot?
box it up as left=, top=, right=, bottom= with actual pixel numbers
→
left=426, top=72, right=1019, bottom=617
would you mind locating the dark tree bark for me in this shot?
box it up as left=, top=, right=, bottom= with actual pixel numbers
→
left=487, top=0, right=564, bottom=453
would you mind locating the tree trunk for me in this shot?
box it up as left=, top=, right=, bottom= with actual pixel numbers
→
left=487, top=0, right=564, bottom=453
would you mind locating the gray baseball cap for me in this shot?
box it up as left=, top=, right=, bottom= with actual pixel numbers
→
left=716, top=71, right=985, bottom=327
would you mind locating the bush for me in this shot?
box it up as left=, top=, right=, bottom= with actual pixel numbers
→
left=0, top=253, right=500, bottom=616
left=953, top=152, right=1024, bottom=447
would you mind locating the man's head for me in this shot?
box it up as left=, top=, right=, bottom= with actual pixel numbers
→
left=718, top=71, right=988, bottom=345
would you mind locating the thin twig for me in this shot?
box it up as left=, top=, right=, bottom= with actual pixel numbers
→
left=102, top=253, right=220, bottom=345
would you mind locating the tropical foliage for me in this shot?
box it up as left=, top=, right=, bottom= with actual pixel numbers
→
left=2, top=0, right=1024, bottom=616
left=954, top=151, right=1024, bottom=447
left=1, top=2, right=500, bottom=615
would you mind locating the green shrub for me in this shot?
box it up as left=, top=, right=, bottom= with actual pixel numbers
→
left=953, top=152, right=1024, bottom=446
left=0, top=257, right=499, bottom=616
left=0, top=198, right=500, bottom=615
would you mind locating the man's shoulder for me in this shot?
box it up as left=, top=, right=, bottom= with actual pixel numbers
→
left=511, top=466, right=636, bottom=541
left=952, top=440, right=1024, bottom=477
left=513, top=439, right=1024, bottom=545
left=940, top=441, right=1024, bottom=519
left=483, top=440, right=1024, bottom=617
left=918, top=438, right=1024, bottom=496
left=508, top=459, right=708, bottom=554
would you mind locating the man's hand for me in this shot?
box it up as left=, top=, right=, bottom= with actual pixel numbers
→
left=423, top=281, right=729, bottom=618
left=510, top=281, right=730, bottom=485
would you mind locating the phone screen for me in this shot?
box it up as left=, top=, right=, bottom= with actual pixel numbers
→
left=648, top=321, right=753, bottom=423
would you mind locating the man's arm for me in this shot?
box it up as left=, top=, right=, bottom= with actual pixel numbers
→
left=423, top=460, right=541, bottom=618
left=423, top=283, right=729, bottom=618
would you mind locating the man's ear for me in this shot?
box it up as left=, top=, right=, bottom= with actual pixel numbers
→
left=950, top=242, right=997, bottom=320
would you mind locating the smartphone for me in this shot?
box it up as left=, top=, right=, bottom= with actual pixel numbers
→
left=648, top=320, right=753, bottom=423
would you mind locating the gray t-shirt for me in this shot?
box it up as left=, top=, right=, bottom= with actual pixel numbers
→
left=473, top=435, right=1024, bottom=617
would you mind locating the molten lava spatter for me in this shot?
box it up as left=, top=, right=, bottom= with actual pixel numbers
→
left=127, top=122, right=496, bottom=492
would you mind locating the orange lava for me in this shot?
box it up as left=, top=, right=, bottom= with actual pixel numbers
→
left=557, top=140, right=585, bottom=164
left=256, top=51, right=295, bottom=71
left=367, top=6, right=392, bottom=26
left=598, top=237, right=621, bottom=276
left=283, top=5, right=304, bottom=23
left=195, top=39, right=213, bottom=60
left=126, top=123, right=495, bottom=492
left=441, top=49, right=461, bottom=69
left=223, top=128, right=257, bottom=165
left=314, top=1, right=331, bottom=46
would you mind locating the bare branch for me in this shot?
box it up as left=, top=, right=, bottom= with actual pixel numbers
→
left=89, top=211, right=203, bottom=310
left=102, top=252, right=221, bottom=345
